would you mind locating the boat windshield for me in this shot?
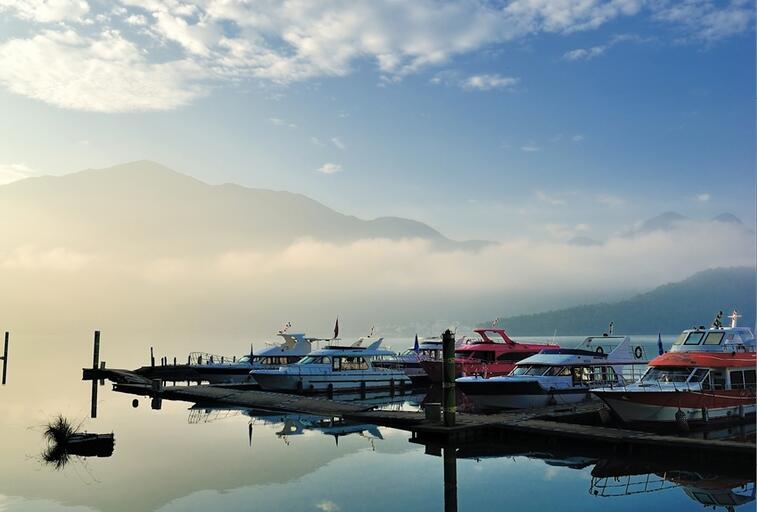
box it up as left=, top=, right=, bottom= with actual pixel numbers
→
left=238, top=355, right=251, bottom=363
left=641, top=366, right=693, bottom=383
left=298, top=356, right=332, bottom=365
left=455, top=350, right=495, bottom=362
left=511, top=365, right=550, bottom=376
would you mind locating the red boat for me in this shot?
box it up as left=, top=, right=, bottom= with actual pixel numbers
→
left=593, top=312, right=756, bottom=427
left=419, top=328, right=559, bottom=383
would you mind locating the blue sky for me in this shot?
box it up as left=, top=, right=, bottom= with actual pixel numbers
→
left=0, top=0, right=754, bottom=241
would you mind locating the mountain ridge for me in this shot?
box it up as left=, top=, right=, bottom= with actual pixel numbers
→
left=490, top=267, right=756, bottom=335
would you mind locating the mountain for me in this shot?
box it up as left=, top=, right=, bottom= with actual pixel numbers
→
left=711, top=213, right=743, bottom=225
left=0, top=160, right=488, bottom=255
left=624, top=211, right=688, bottom=237
left=567, top=235, right=602, bottom=247
left=490, top=267, right=756, bottom=335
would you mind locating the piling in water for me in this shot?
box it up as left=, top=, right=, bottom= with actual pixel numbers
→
left=1, top=331, right=8, bottom=385
left=442, top=329, right=456, bottom=427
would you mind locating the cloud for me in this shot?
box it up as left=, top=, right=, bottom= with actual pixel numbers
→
left=0, top=0, right=89, bottom=22
left=563, top=45, right=607, bottom=61
left=310, top=137, right=325, bottom=146
left=571, top=134, right=585, bottom=141
left=0, top=246, right=93, bottom=272
left=461, top=74, right=519, bottom=91
left=0, top=29, right=205, bottom=112
left=0, top=163, right=40, bottom=184
left=0, top=1, right=747, bottom=111
left=269, top=117, right=297, bottom=128
left=331, top=137, right=346, bottom=150
left=595, top=194, right=626, bottom=207
left=535, top=190, right=565, bottom=205
left=521, top=143, right=541, bottom=152
left=695, top=192, right=711, bottom=202
left=317, top=163, right=342, bottom=174
left=315, top=501, right=341, bottom=512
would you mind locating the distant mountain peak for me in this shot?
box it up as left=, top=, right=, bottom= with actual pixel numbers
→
left=711, top=213, right=743, bottom=225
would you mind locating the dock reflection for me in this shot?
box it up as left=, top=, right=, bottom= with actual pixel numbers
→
left=417, top=421, right=756, bottom=512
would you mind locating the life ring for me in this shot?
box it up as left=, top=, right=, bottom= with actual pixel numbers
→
left=595, top=346, right=604, bottom=355
left=634, top=346, right=643, bottom=359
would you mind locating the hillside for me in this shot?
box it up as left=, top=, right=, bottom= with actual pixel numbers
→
left=0, top=160, right=489, bottom=255
left=492, top=267, right=756, bottom=335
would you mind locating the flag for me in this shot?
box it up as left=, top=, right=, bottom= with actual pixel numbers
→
left=333, top=317, right=339, bottom=339
left=413, top=334, right=420, bottom=353
left=657, top=333, right=664, bottom=356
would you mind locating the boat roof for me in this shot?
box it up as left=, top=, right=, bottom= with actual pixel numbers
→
left=308, top=339, right=393, bottom=357
left=670, top=326, right=756, bottom=354
left=650, top=351, right=756, bottom=369
left=256, top=332, right=312, bottom=356
left=514, top=336, right=641, bottom=366
left=457, top=328, right=558, bottom=351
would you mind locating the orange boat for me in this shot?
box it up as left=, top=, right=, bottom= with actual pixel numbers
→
left=593, top=311, right=755, bottom=427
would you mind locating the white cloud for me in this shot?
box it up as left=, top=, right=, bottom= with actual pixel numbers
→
left=310, top=136, right=325, bottom=146
left=0, top=163, right=40, bottom=185
left=331, top=137, right=346, bottom=150
left=695, top=192, right=711, bottom=202
left=315, top=501, right=341, bottom=512
left=317, top=163, right=342, bottom=174
left=535, top=190, right=565, bottom=206
left=572, top=134, right=585, bottom=141
left=595, top=194, right=626, bottom=207
left=461, top=73, right=519, bottom=91
left=0, top=1, right=750, bottom=111
left=521, top=143, right=541, bottom=152
left=0, top=0, right=90, bottom=23
left=563, top=45, right=607, bottom=61
left=269, top=117, right=297, bottom=128
left=0, top=29, right=205, bottom=112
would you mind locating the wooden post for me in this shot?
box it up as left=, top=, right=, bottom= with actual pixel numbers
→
left=150, top=347, right=155, bottom=367
left=91, top=331, right=100, bottom=418
left=442, top=329, right=456, bottom=427
left=173, top=356, right=177, bottom=366
left=1, top=331, right=8, bottom=385
left=443, top=446, right=458, bottom=512
left=99, top=361, right=106, bottom=385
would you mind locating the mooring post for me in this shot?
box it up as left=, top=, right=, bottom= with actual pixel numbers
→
left=91, top=330, right=100, bottom=418
left=150, top=347, right=155, bottom=367
left=1, top=331, right=8, bottom=385
left=443, top=446, right=458, bottom=512
left=99, top=361, right=106, bottom=385
left=442, top=329, right=456, bottom=427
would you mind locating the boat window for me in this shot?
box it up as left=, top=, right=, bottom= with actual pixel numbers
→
left=672, top=333, right=687, bottom=346
left=545, top=366, right=570, bottom=376
left=496, top=352, right=532, bottom=362
left=511, top=365, right=531, bottom=376
left=711, top=371, right=726, bottom=390
left=593, top=366, right=618, bottom=383
left=730, top=370, right=745, bottom=389
left=238, top=355, right=251, bottom=363
left=641, top=366, right=693, bottom=383
left=332, top=358, right=341, bottom=371
left=745, top=370, right=756, bottom=388
left=684, top=332, right=705, bottom=345
left=298, top=356, right=331, bottom=365
left=524, top=365, right=550, bottom=376
left=340, top=357, right=369, bottom=371
left=688, top=368, right=710, bottom=383
left=703, top=332, right=725, bottom=345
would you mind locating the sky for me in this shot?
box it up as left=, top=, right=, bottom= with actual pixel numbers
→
left=0, top=0, right=754, bottom=244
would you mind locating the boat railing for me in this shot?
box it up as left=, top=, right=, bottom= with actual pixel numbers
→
left=589, top=473, right=677, bottom=497
left=188, top=352, right=242, bottom=365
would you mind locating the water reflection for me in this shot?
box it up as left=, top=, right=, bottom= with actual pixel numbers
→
left=418, top=421, right=755, bottom=512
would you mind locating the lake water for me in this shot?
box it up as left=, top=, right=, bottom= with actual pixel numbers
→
left=0, top=334, right=753, bottom=512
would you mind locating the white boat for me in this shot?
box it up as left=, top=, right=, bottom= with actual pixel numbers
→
left=184, top=331, right=314, bottom=383
left=250, top=339, right=411, bottom=393
left=373, top=336, right=443, bottom=382
left=593, top=311, right=756, bottom=426
left=456, top=335, right=646, bottom=411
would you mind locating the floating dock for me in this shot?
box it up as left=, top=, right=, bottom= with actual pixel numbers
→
left=83, top=367, right=755, bottom=467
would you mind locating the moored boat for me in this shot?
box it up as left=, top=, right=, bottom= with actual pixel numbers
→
left=372, top=336, right=443, bottom=382
left=456, top=335, right=646, bottom=411
left=419, top=328, right=558, bottom=383
left=250, top=339, right=411, bottom=393
left=593, top=311, right=756, bottom=427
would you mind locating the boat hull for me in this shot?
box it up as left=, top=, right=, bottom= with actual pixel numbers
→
left=252, top=371, right=411, bottom=393
left=457, top=378, right=593, bottom=410
left=593, top=389, right=756, bottom=425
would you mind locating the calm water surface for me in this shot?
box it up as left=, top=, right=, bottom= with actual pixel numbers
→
left=0, top=334, right=753, bottom=512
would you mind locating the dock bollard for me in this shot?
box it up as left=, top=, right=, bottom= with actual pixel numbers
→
left=1, top=331, right=8, bottom=385
left=442, top=329, right=456, bottom=427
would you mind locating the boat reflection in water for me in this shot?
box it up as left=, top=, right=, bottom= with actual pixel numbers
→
left=187, top=391, right=425, bottom=447
left=418, top=421, right=755, bottom=512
